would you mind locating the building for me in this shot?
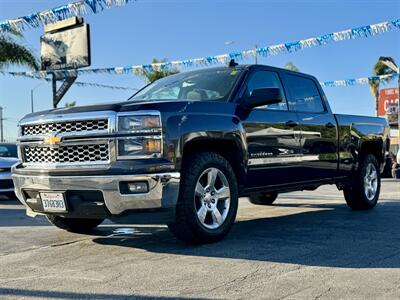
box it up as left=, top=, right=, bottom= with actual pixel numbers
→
left=378, top=88, right=399, bottom=153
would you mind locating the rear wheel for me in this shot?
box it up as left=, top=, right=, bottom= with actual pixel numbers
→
left=249, top=193, right=278, bottom=205
left=46, top=215, right=104, bottom=233
left=168, top=152, right=238, bottom=244
left=392, top=163, right=400, bottom=179
left=343, top=154, right=381, bottom=210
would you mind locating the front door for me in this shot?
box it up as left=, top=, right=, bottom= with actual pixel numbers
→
left=240, top=69, right=303, bottom=188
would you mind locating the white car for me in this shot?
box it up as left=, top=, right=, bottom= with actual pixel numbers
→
left=0, top=144, right=18, bottom=198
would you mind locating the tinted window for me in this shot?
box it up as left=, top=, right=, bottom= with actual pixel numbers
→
left=286, top=75, right=325, bottom=112
left=245, top=71, right=287, bottom=110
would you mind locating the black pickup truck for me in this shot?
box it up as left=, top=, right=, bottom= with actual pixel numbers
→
left=12, top=64, right=390, bottom=244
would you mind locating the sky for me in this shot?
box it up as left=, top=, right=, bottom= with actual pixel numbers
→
left=0, top=0, right=399, bottom=141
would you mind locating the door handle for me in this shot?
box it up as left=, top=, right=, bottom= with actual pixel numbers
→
left=325, top=122, right=336, bottom=129
left=285, top=120, right=299, bottom=127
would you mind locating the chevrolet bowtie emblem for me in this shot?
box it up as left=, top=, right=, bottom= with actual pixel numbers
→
left=44, top=135, right=61, bottom=145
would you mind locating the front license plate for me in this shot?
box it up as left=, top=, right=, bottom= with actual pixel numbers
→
left=40, top=192, right=67, bottom=212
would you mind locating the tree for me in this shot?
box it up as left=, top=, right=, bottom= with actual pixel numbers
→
left=138, top=58, right=179, bottom=83
left=284, top=62, right=299, bottom=72
left=65, top=101, right=76, bottom=108
left=0, top=28, right=38, bottom=71
left=369, top=57, right=398, bottom=114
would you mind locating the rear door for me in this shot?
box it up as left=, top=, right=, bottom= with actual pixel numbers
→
left=240, top=68, right=304, bottom=188
left=283, top=73, right=338, bottom=180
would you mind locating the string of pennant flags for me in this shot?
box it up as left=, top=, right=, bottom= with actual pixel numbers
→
left=2, top=17, right=399, bottom=79
left=0, top=2, right=398, bottom=90
left=73, top=80, right=135, bottom=90
left=319, top=73, right=398, bottom=88
left=3, top=71, right=398, bottom=90
left=0, top=0, right=135, bottom=33
left=0, top=72, right=135, bottom=90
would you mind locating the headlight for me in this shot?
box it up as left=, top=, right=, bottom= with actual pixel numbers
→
left=117, top=137, right=162, bottom=159
left=118, top=115, right=161, bottom=133
left=117, top=113, right=163, bottom=159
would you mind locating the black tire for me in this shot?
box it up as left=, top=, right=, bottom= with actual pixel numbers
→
left=343, top=154, right=381, bottom=210
left=249, top=193, right=278, bottom=205
left=46, top=215, right=104, bottom=233
left=168, top=152, right=238, bottom=244
left=381, top=156, right=393, bottom=178
left=392, top=163, right=400, bottom=179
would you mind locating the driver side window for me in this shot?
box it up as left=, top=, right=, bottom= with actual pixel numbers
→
left=245, top=71, right=288, bottom=110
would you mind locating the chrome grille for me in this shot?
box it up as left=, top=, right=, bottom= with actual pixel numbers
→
left=22, top=119, right=108, bottom=136
left=23, top=144, right=109, bottom=164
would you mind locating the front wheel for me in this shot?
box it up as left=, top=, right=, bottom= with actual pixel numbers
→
left=46, top=215, right=104, bottom=233
left=343, top=154, right=381, bottom=210
left=168, top=152, right=238, bottom=244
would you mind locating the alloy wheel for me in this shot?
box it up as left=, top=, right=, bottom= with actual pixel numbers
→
left=194, top=167, right=231, bottom=230
left=364, top=163, right=378, bottom=201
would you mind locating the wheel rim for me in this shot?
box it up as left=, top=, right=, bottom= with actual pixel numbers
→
left=364, top=163, right=378, bottom=201
left=194, top=167, right=231, bottom=230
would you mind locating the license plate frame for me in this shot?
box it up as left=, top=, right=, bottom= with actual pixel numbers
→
left=40, top=192, right=67, bottom=213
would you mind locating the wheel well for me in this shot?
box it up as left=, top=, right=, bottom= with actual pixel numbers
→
left=360, top=140, right=384, bottom=163
left=182, top=139, right=246, bottom=188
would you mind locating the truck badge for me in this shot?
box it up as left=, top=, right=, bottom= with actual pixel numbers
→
left=44, top=135, right=61, bottom=145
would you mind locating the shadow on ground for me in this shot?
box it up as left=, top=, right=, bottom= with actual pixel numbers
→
left=0, top=288, right=198, bottom=300
left=93, top=201, right=400, bottom=269
left=0, top=198, right=50, bottom=227
left=3, top=196, right=400, bottom=269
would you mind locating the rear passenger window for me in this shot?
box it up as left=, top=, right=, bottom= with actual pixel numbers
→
left=286, top=75, right=325, bottom=113
left=245, top=71, right=288, bottom=110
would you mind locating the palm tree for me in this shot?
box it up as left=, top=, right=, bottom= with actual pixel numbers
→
left=369, top=57, right=398, bottom=115
left=139, top=58, right=179, bottom=83
left=65, top=101, right=76, bottom=108
left=0, top=28, right=38, bottom=71
left=284, top=62, right=299, bottom=72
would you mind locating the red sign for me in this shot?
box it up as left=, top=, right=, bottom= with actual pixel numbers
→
left=378, top=88, right=399, bottom=117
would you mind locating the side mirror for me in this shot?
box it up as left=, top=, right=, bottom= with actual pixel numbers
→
left=242, top=88, right=283, bottom=109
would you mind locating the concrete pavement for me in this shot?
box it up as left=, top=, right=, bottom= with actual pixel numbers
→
left=0, top=179, right=399, bottom=299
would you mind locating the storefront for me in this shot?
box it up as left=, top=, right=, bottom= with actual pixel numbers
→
left=378, top=88, right=399, bottom=154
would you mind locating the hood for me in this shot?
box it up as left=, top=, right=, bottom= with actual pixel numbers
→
left=21, top=99, right=194, bottom=120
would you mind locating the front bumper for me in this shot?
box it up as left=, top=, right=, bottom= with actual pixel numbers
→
left=12, top=171, right=180, bottom=217
left=0, top=171, right=14, bottom=192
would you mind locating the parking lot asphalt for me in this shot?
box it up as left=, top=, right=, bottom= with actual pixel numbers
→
left=0, top=179, right=399, bottom=299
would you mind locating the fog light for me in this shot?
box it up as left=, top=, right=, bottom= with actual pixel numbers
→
left=120, top=181, right=149, bottom=194
left=128, top=182, right=148, bottom=193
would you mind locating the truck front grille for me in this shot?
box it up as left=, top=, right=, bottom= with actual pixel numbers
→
left=22, top=119, right=108, bottom=136
left=23, top=144, right=109, bottom=164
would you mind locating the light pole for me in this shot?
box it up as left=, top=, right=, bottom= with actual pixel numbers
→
left=379, top=57, right=400, bottom=149
left=0, top=106, right=4, bottom=142
left=30, top=82, right=44, bottom=113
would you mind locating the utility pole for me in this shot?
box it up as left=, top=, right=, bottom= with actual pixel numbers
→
left=31, top=90, right=34, bottom=113
left=30, top=82, right=44, bottom=113
left=255, top=44, right=258, bottom=64
left=0, top=106, right=4, bottom=142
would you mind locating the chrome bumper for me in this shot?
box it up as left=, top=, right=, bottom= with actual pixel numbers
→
left=12, top=172, right=180, bottom=216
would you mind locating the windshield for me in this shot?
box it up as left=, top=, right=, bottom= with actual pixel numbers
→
left=129, top=67, right=243, bottom=102
left=0, top=144, right=17, bottom=158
